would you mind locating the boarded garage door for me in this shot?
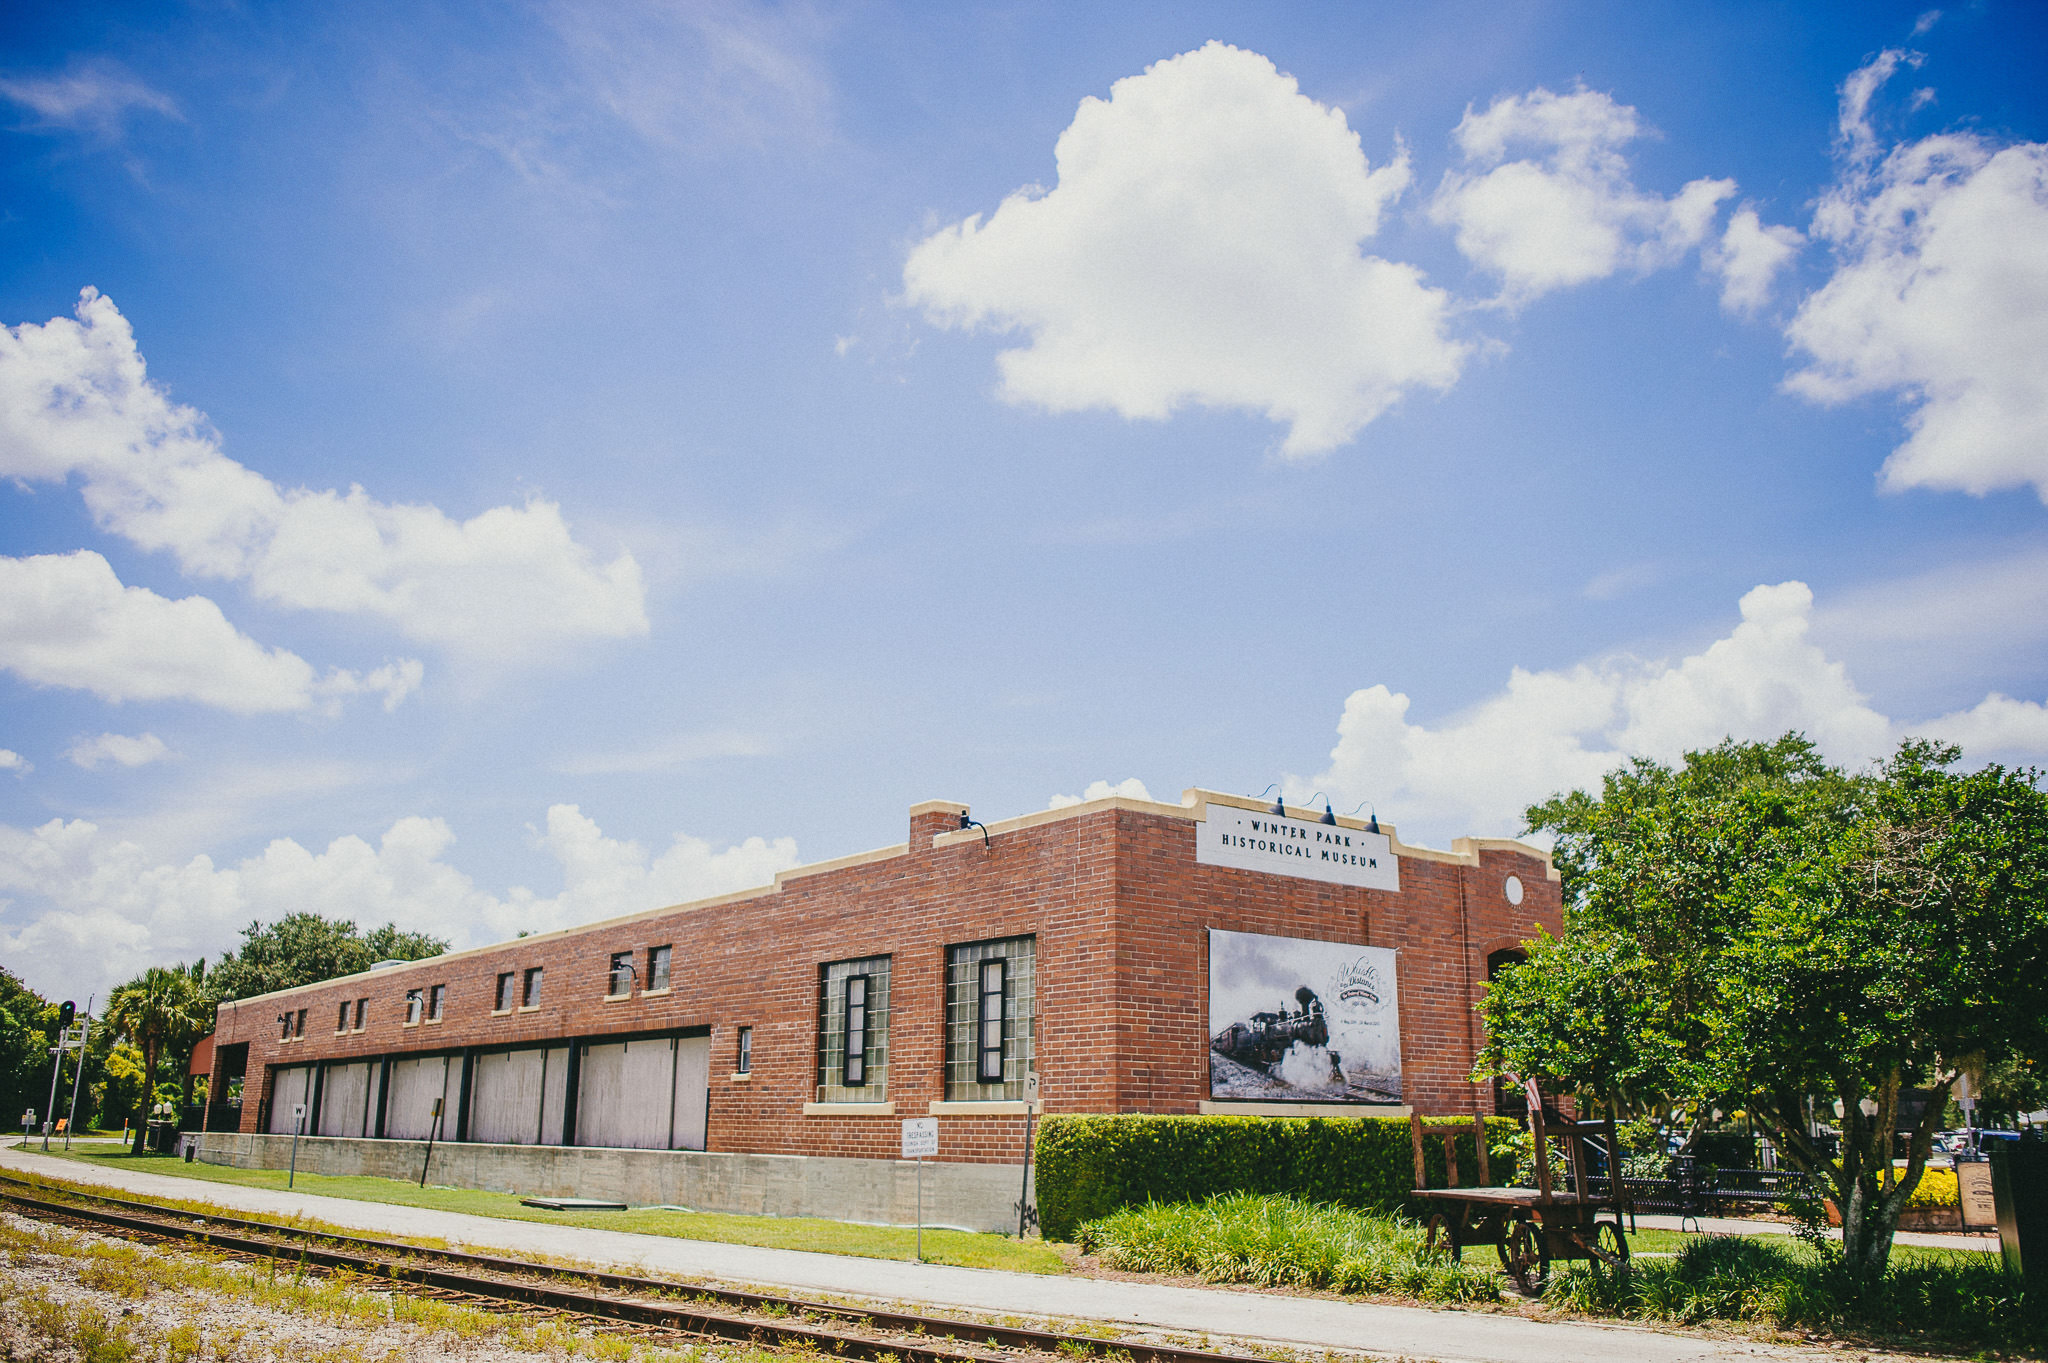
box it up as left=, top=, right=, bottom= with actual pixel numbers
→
left=467, top=1045, right=570, bottom=1145
left=316, top=1061, right=379, bottom=1138
left=383, top=1055, right=451, bottom=1139
left=575, top=1035, right=709, bottom=1150
left=266, top=1065, right=313, bottom=1134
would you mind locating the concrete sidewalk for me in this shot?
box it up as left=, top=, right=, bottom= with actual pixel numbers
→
left=1, top=1147, right=1831, bottom=1363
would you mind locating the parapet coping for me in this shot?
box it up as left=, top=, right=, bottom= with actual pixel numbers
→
left=217, top=786, right=1556, bottom=1013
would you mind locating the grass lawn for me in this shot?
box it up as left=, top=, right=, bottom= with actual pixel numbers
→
left=20, top=1145, right=1064, bottom=1274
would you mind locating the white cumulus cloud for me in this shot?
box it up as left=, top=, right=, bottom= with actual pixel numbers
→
left=0, top=289, right=649, bottom=658
left=1428, top=86, right=1736, bottom=306
left=0, top=550, right=420, bottom=714
left=66, top=731, right=172, bottom=770
left=1048, top=777, right=1154, bottom=810
left=903, top=41, right=1466, bottom=459
left=0, top=750, right=28, bottom=776
left=1783, top=51, right=2048, bottom=502
left=1709, top=207, right=1805, bottom=315
left=1299, top=580, right=2048, bottom=845
left=0, top=804, right=802, bottom=1001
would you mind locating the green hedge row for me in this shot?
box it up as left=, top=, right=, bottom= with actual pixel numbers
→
left=1033, top=1113, right=1522, bottom=1241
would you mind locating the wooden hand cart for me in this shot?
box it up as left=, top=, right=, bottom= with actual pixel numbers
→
left=1409, top=1091, right=1631, bottom=1290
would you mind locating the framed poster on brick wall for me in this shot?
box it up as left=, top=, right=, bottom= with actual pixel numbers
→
left=1207, top=928, right=1401, bottom=1104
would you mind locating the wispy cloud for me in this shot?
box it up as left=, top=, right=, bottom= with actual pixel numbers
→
left=554, top=729, right=775, bottom=776
left=0, top=59, right=179, bottom=138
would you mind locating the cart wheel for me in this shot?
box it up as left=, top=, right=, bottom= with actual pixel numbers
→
left=1424, top=1213, right=1459, bottom=1261
left=1497, top=1219, right=1540, bottom=1291
left=1592, top=1220, right=1630, bottom=1267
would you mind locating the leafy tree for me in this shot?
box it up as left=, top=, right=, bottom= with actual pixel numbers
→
left=105, top=965, right=215, bottom=1153
left=1481, top=736, right=2048, bottom=1278
left=209, top=912, right=446, bottom=1002
left=0, top=968, right=54, bottom=1133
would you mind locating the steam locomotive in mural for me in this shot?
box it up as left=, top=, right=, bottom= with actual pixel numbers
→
left=1210, top=986, right=1331, bottom=1069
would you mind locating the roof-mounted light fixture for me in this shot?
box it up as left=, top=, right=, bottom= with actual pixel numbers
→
left=1302, top=791, right=1337, bottom=825
left=1347, top=801, right=1381, bottom=835
left=1255, top=783, right=1286, bottom=816
left=958, top=810, right=990, bottom=849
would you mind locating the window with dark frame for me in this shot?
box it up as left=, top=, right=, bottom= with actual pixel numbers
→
left=522, top=966, right=543, bottom=1007
left=337, top=1002, right=350, bottom=1033
left=815, top=955, right=890, bottom=1103
left=354, top=998, right=367, bottom=1030
left=647, top=945, right=672, bottom=992
left=280, top=1012, right=293, bottom=1041
left=977, top=959, right=1007, bottom=1082
left=944, top=936, right=1036, bottom=1101
left=295, top=1008, right=307, bottom=1038
left=843, top=974, right=871, bottom=1086
left=427, top=984, right=445, bottom=1021
left=736, top=1026, right=752, bottom=1075
left=607, top=952, right=633, bottom=997
left=494, top=972, right=515, bottom=1011
left=405, top=988, right=423, bottom=1025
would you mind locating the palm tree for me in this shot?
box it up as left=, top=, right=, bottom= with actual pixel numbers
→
left=106, top=964, right=213, bottom=1154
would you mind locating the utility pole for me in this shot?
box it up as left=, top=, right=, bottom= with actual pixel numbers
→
left=42, top=1000, right=74, bottom=1153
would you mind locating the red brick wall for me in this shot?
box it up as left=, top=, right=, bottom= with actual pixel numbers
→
left=212, top=798, right=1559, bottom=1162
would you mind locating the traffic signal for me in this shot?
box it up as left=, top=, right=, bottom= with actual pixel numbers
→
left=57, top=1000, right=74, bottom=1028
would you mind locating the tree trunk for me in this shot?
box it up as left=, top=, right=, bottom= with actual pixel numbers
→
left=130, top=1037, right=158, bottom=1155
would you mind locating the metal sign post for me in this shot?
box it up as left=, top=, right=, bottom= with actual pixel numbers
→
left=19, top=1110, right=32, bottom=1149
left=902, top=1117, right=938, bottom=1262
left=1017, top=1072, right=1039, bottom=1238
left=288, top=1102, right=307, bottom=1188
left=419, top=1097, right=444, bottom=1188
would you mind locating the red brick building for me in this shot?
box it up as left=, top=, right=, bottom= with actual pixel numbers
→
left=205, top=788, right=1559, bottom=1169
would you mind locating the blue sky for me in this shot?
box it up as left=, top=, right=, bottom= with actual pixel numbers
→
left=3, top=2, right=2045, bottom=1002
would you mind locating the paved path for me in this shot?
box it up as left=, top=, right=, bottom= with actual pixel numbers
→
left=1628, top=1211, right=1998, bottom=1253
left=0, top=1147, right=1840, bottom=1363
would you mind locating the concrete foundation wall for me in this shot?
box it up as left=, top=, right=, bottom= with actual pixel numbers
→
left=195, top=1131, right=1034, bottom=1234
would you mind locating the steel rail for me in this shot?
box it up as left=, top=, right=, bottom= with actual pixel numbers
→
left=0, top=1178, right=1255, bottom=1363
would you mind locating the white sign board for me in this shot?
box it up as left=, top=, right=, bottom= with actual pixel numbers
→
left=1196, top=806, right=1399, bottom=891
left=901, top=1117, right=938, bottom=1159
left=1958, top=1161, right=1996, bottom=1228
left=291, top=1103, right=306, bottom=1121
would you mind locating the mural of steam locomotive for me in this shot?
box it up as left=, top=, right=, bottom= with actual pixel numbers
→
left=1210, top=985, right=1332, bottom=1069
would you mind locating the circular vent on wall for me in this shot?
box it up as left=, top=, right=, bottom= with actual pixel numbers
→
left=1504, top=874, right=1524, bottom=905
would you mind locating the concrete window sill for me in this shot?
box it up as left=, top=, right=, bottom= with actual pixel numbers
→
left=640, top=987, right=671, bottom=998
left=517, top=1005, right=541, bottom=1013
left=802, top=1101, right=894, bottom=1116
left=729, top=1072, right=752, bottom=1083
left=490, top=1009, right=512, bottom=1017
left=928, top=1100, right=1033, bottom=1115
left=602, top=993, right=631, bottom=1003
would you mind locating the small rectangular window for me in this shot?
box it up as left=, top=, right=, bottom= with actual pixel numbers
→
left=427, top=984, right=445, bottom=1021
left=843, top=974, right=870, bottom=1087
left=522, top=966, right=543, bottom=1007
left=405, top=989, right=423, bottom=1025
left=354, top=998, right=367, bottom=1030
left=337, top=1002, right=351, bottom=1033
left=607, top=952, right=633, bottom=997
left=977, top=959, right=1007, bottom=1082
left=295, top=1008, right=307, bottom=1039
left=736, top=1026, right=752, bottom=1075
left=280, top=1012, right=293, bottom=1041
left=647, top=945, right=672, bottom=992
left=495, top=972, right=515, bottom=1012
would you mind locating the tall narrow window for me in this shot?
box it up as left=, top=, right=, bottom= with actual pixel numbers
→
left=405, top=989, right=424, bottom=1025
left=495, top=972, right=515, bottom=1012
left=946, top=937, right=1036, bottom=1100
left=736, top=1026, right=752, bottom=1075
left=337, top=1002, right=351, bottom=1033
left=816, top=956, right=890, bottom=1102
left=607, top=952, right=633, bottom=997
left=843, top=975, right=871, bottom=1086
left=295, top=1008, right=307, bottom=1038
left=522, top=966, right=543, bottom=1007
left=353, top=998, right=367, bottom=1030
left=647, top=945, right=672, bottom=992
left=427, top=984, right=445, bottom=1021
left=977, top=959, right=1007, bottom=1082
left=280, top=1012, right=293, bottom=1041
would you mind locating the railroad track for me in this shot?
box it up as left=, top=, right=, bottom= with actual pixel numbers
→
left=0, top=1175, right=1267, bottom=1363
